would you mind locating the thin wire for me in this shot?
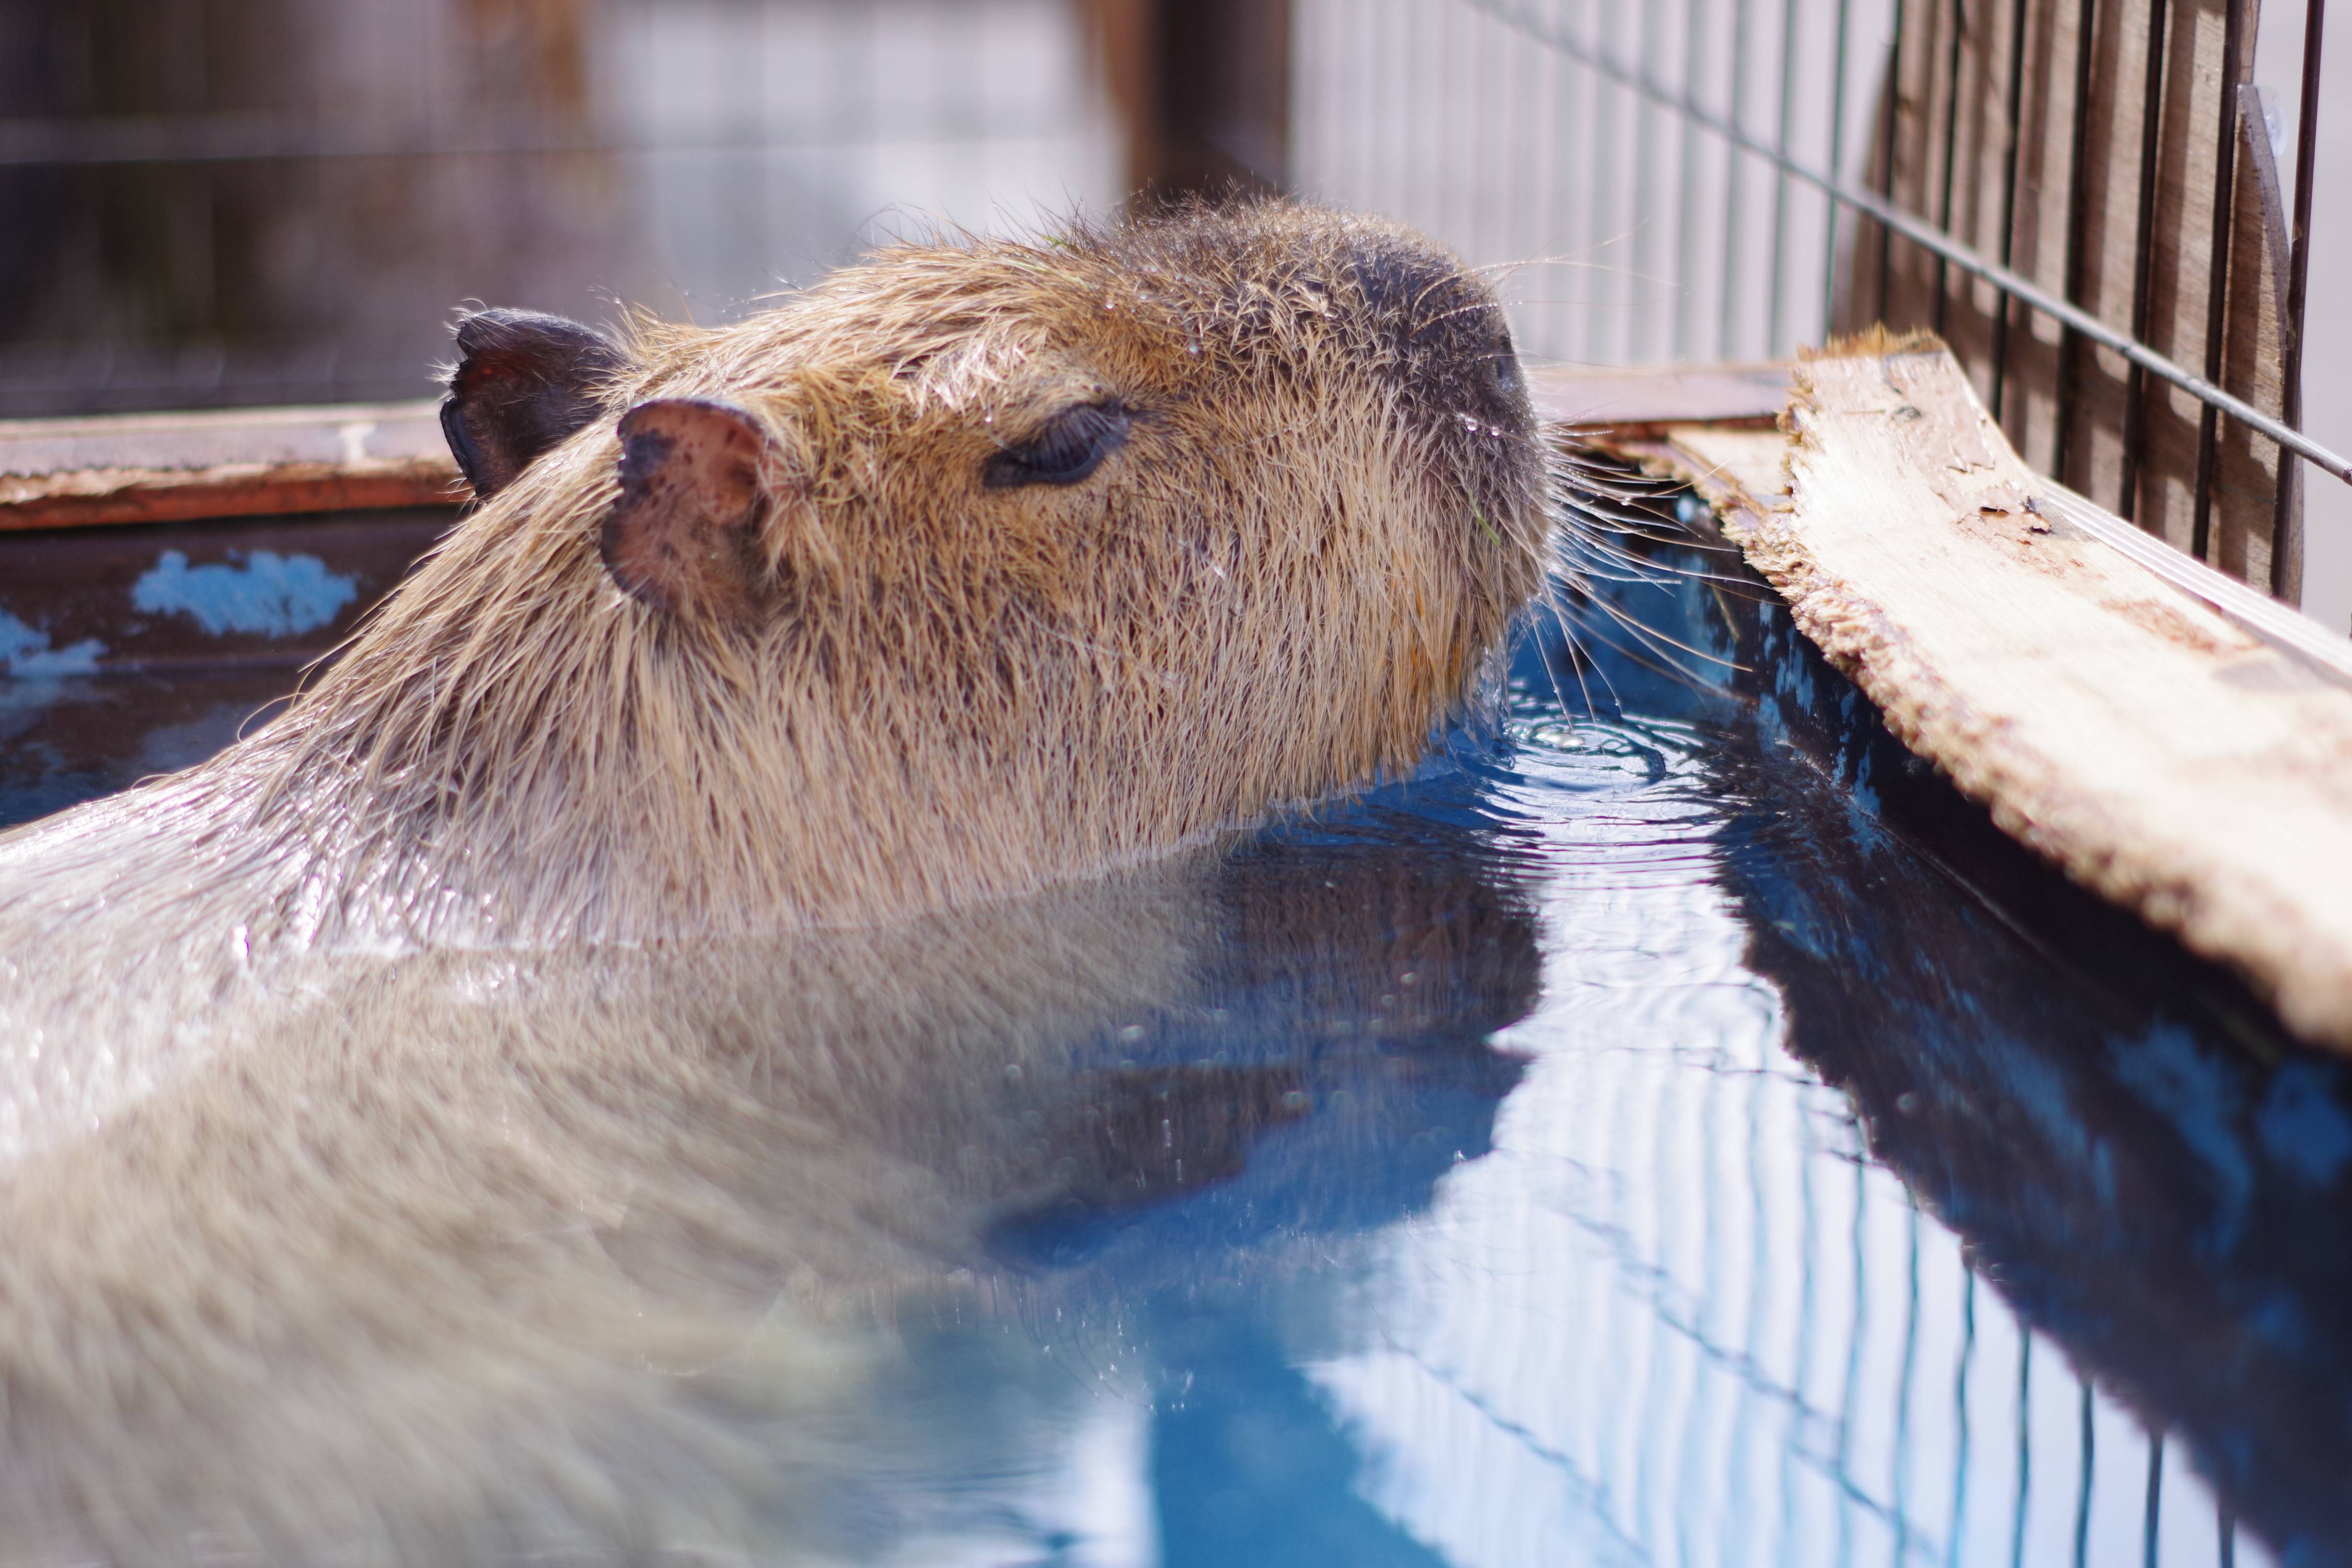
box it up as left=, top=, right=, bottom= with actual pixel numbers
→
left=1767, top=0, right=1803, bottom=353
left=1588, top=0, right=1623, bottom=360
left=1455, top=0, right=2352, bottom=485
left=2117, top=0, right=2172, bottom=526
left=1820, top=0, right=1855, bottom=336
left=2053, top=0, right=2101, bottom=485
left=2274, top=0, right=2329, bottom=598
left=2010, top=1334, right=2032, bottom=1568
left=2190, top=0, right=2252, bottom=562
left=2073, top=1379, right=2096, bottom=1568
left=1878, top=0, right=1910, bottom=324
left=1720, top=0, right=1759, bottom=358
left=1947, top=1270, right=1978, bottom=1566
left=1930, top=0, right=1966, bottom=337
left=1632, top=0, right=1670, bottom=360
left=1989, top=0, right=2033, bottom=425
left=1675, top=0, right=1712, bottom=358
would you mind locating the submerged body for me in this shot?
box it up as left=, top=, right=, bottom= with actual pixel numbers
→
left=0, top=203, right=1543, bottom=1154
left=0, top=204, right=1549, bottom=1562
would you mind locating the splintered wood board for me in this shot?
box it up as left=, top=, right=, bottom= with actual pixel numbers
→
left=1624, top=340, right=2352, bottom=1052
left=1528, top=362, right=1788, bottom=434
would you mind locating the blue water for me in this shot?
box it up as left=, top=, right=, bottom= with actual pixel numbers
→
left=4, top=506, right=2347, bottom=1566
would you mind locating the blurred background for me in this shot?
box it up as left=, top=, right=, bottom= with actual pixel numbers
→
left=0, top=0, right=2345, bottom=622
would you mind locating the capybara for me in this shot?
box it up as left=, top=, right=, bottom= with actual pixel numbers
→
left=0, top=202, right=1552, bottom=1563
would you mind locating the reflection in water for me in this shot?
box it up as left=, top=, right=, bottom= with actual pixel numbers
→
left=0, top=498, right=2345, bottom=1564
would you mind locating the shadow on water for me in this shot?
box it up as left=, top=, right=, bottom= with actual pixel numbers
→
left=1582, top=512, right=2352, bottom=1564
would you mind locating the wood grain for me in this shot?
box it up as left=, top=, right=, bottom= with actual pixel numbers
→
left=1843, top=0, right=2295, bottom=591
left=1668, top=336, right=2352, bottom=1051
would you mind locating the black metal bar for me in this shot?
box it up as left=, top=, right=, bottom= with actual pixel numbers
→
left=1989, top=0, right=2033, bottom=425
left=2220, top=1503, right=2238, bottom=1567
left=2054, top=0, right=2100, bottom=485
left=1932, top=0, right=1967, bottom=337
left=2190, top=0, right=2251, bottom=562
left=1821, top=0, right=1855, bottom=335
left=1721, top=0, right=1758, bottom=356
left=1768, top=0, right=1803, bottom=353
left=2273, top=0, right=2326, bottom=601
left=2143, top=1432, right=2164, bottom=1568
left=1877, top=0, right=1910, bottom=325
left=2117, top=0, right=2171, bottom=527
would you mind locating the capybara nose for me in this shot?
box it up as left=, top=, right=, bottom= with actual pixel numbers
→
left=1344, top=237, right=1469, bottom=353
left=1344, top=235, right=1530, bottom=437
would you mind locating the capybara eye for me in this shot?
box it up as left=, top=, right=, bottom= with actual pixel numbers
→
left=984, top=401, right=1132, bottom=490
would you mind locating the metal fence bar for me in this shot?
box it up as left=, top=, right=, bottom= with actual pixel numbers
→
left=1676, top=0, right=1712, bottom=358
left=1456, top=0, right=2352, bottom=485
left=2116, top=0, right=2172, bottom=524
left=2010, top=1333, right=2033, bottom=1568
left=1877, top=0, right=1908, bottom=325
left=1635, top=0, right=1671, bottom=362
left=1721, top=0, right=1759, bottom=357
left=2073, top=1379, right=2096, bottom=1568
left=1820, top=0, right=1855, bottom=336
left=1931, top=0, right=1966, bottom=337
left=1949, top=1269, right=1978, bottom=1566
left=2053, top=0, right=2101, bottom=484
left=2275, top=0, right=2330, bottom=595
left=2190, top=0, right=2253, bottom=560
left=1768, top=0, right=1804, bottom=354
left=1988, top=0, right=2033, bottom=423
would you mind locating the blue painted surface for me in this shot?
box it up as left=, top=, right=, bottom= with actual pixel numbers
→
left=0, top=609, right=105, bottom=678
left=131, top=548, right=358, bottom=638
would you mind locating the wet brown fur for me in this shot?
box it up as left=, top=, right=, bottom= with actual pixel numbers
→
left=214, top=202, right=1540, bottom=941
left=0, top=204, right=1550, bottom=1562
left=0, top=202, right=1547, bottom=1149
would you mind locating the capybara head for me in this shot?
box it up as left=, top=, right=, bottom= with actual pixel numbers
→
left=252, top=203, right=1550, bottom=941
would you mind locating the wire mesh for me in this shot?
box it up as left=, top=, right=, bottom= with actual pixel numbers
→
left=1293, top=0, right=2343, bottom=603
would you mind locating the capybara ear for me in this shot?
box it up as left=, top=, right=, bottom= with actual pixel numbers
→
left=599, top=398, right=779, bottom=625
left=440, top=309, right=626, bottom=499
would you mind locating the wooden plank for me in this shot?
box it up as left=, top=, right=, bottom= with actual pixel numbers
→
left=0, top=401, right=462, bottom=529
left=1528, top=363, right=1789, bottom=432
left=1721, top=333, right=2352, bottom=1051
left=0, top=367, right=1789, bottom=532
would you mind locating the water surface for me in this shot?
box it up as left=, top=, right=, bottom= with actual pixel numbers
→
left=3, top=505, right=2345, bottom=1566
